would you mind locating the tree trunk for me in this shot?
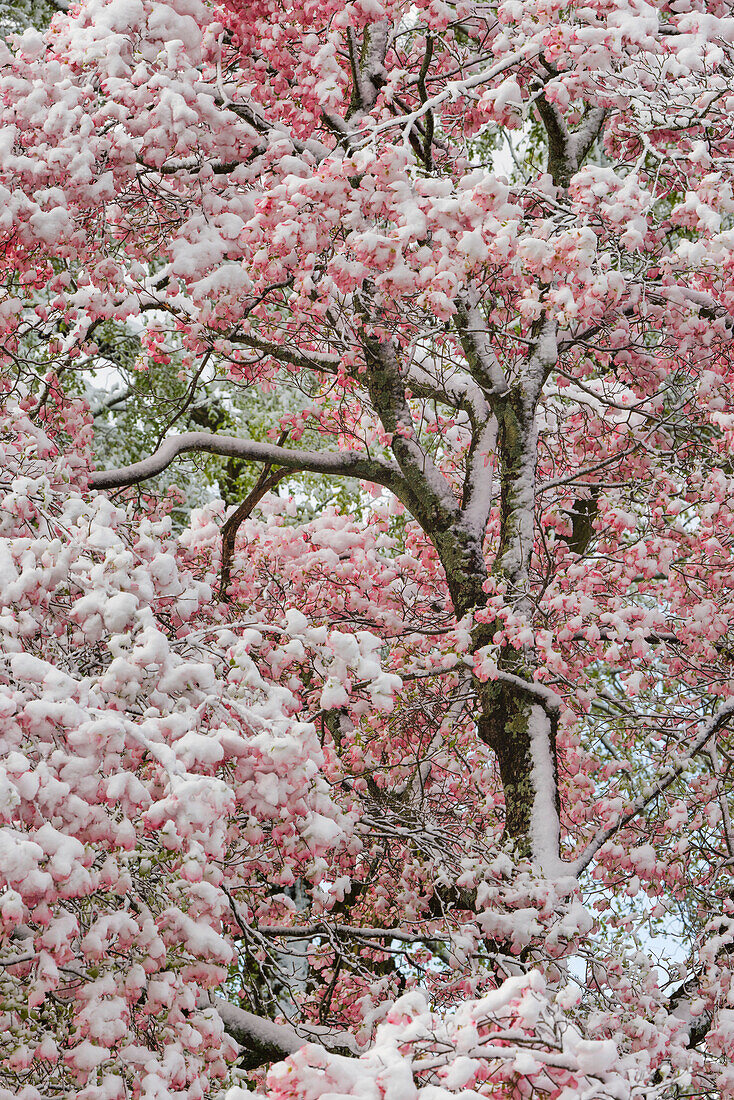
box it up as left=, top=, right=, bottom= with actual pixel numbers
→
left=435, top=386, right=559, bottom=859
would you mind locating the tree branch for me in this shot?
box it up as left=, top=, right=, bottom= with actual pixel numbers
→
left=361, top=331, right=462, bottom=528
left=461, top=416, right=498, bottom=538
left=346, top=20, right=389, bottom=121
left=536, top=95, right=606, bottom=188
left=369, top=47, right=535, bottom=140
left=572, top=698, right=734, bottom=875
left=229, top=332, right=342, bottom=373
left=569, top=106, right=606, bottom=166
left=220, top=97, right=331, bottom=162
left=88, top=432, right=404, bottom=492
left=209, top=996, right=357, bottom=1070
left=667, top=971, right=714, bottom=1049
left=219, top=466, right=291, bottom=601
left=453, top=296, right=510, bottom=399
left=535, top=91, right=573, bottom=188
left=405, top=361, right=489, bottom=423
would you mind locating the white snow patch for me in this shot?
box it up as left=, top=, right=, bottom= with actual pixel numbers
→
left=527, top=705, right=563, bottom=878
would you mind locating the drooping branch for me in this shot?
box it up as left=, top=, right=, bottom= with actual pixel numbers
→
left=8, top=922, right=353, bottom=1071
left=228, top=332, right=342, bottom=373
left=221, top=98, right=331, bottom=163
left=656, top=285, right=734, bottom=332
left=250, top=923, right=452, bottom=943
left=88, top=432, right=405, bottom=493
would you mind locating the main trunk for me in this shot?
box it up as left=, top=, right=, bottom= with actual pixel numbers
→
left=435, top=389, right=558, bottom=858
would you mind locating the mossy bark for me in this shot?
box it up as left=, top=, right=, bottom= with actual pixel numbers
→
left=450, top=388, right=556, bottom=854
left=362, top=331, right=556, bottom=856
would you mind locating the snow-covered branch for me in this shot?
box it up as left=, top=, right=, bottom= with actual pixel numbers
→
left=527, top=705, right=563, bottom=876
left=210, top=997, right=357, bottom=1070
left=537, top=95, right=606, bottom=188
left=572, top=698, right=734, bottom=875
left=454, top=297, right=510, bottom=398
left=461, top=416, right=498, bottom=538
left=347, top=21, right=390, bottom=119
left=405, top=361, right=490, bottom=423
left=224, top=333, right=342, bottom=373
left=89, top=433, right=404, bottom=492
left=218, top=97, right=331, bottom=162
left=361, top=333, right=463, bottom=522
left=368, top=47, right=535, bottom=140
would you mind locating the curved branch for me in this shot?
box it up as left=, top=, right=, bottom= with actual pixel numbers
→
left=88, top=432, right=404, bottom=492
left=405, top=361, right=489, bottom=422
left=361, top=331, right=461, bottom=528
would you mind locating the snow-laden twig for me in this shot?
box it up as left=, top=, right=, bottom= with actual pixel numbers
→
left=368, top=47, right=536, bottom=141
left=572, top=698, right=734, bottom=875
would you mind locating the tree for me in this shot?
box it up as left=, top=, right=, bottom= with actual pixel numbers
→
left=3, top=0, right=734, bottom=1096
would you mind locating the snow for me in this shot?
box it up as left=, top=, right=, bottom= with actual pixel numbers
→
left=303, top=813, right=345, bottom=850
left=77, top=0, right=144, bottom=34
left=9, top=651, right=48, bottom=683
left=527, top=705, right=564, bottom=878
left=566, top=1037, right=617, bottom=1075
left=101, top=591, right=138, bottom=632
left=320, top=677, right=349, bottom=710
left=28, top=206, right=73, bottom=245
